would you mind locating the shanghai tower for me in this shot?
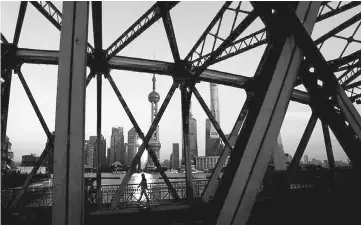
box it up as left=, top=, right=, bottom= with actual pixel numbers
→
left=147, top=74, right=161, bottom=167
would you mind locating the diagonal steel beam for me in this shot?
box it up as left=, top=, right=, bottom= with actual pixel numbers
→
left=16, top=68, right=52, bottom=139
left=108, top=78, right=179, bottom=208
left=92, top=1, right=102, bottom=50
left=316, top=1, right=361, bottom=22
left=274, top=3, right=361, bottom=142
left=13, top=1, right=28, bottom=45
left=185, top=2, right=232, bottom=62
left=105, top=1, right=179, bottom=60
left=315, top=11, right=361, bottom=46
left=180, top=84, right=194, bottom=201
left=161, top=4, right=180, bottom=63
left=85, top=71, right=94, bottom=87
left=212, top=2, right=320, bottom=224
left=1, top=32, right=8, bottom=44
left=193, top=11, right=258, bottom=76
left=202, top=95, right=250, bottom=202
left=321, top=121, right=335, bottom=171
left=10, top=137, right=54, bottom=209
left=344, top=78, right=361, bottom=91
left=342, top=69, right=361, bottom=88
left=286, top=113, right=318, bottom=186
left=193, top=87, right=233, bottom=154
left=30, top=1, right=94, bottom=53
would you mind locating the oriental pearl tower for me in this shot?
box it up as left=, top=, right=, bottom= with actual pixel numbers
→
left=147, top=74, right=161, bottom=168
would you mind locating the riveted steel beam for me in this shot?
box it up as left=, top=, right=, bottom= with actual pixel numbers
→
left=212, top=3, right=320, bottom=224
left=180, top=84, right=194, bottom=202
left=13, top=2, right=28, bottom=46
left=105, top=2, right=179, bottom=60
left=52, top=2, right=88, bottom=225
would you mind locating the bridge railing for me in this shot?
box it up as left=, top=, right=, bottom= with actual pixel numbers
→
left=2, top=169, right=356, bottom=209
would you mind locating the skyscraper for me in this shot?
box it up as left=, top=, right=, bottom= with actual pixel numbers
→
left=147, top=74, right=161, bottom=167
left=304, top=155, right=309, bottom=164
left=169, top=153, right=173, bottom=169
left=88, top=135, right=106, bottom=169
left=110, top=127, right=125, bottom=165
left=172, top=143, right=180, bottom=169
left=189, top=101, right=198, bottom=161
left=127, top=127, right=139, bottom=166
left=206, top=83, right=222, bottom=156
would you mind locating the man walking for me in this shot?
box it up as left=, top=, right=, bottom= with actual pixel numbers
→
left=137, top=173, right=150, bottom=203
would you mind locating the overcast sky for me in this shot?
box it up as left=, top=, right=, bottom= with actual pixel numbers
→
left=1, top=1, right=360, bottom=163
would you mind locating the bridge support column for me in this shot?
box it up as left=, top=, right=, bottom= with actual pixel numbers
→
left=180, top=83, right=194, bottom=201
left=212, top=2, right=320, bottom=225
left=96, top=73, right=102, bottom=207
left=52, top=2, right=88, bottom=225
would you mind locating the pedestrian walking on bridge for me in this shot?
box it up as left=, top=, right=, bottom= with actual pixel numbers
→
left=137, top=173, right=150, bottom=203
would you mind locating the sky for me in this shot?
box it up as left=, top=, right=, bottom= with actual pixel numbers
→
left=1, top=1, right=360, bottom=163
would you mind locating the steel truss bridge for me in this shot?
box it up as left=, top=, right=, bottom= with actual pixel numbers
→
left=1, top=1, right=361, bottom=225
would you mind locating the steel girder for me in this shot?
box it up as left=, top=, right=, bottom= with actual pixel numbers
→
left=180, top=84, right=194, bottom=202
left=51, top=2, right=88, bottom=225
left=273, top=2, right=361, bottom=170
left=210, top=2, right=321, bottom=225
left=30, top=1, right=94, bottom=53
left=5, top=47, right=312, bottom=104
left=105, top=2, right=179, bottom=60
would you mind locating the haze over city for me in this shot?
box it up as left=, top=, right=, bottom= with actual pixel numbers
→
left=2, top=1, right=360, bottom=163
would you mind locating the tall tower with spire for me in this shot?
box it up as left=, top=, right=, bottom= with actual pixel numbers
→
left=147, top=74, right=161, bottom=167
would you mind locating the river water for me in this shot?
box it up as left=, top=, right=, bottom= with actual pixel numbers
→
left=84, top=172, right=212, bottom=186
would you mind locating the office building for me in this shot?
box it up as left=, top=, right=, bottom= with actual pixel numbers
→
left=110, top=127, right=125, bottom=165
left=304, top=155, right=309, bottom=164
left=196, top=156, right=230, bottom=171
left=172, top=143, right=180, bottom=169
left=127, top=127, right=139, bottom=166
left=87, top=135, right=106, bottom=169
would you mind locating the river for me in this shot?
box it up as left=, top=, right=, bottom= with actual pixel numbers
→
left=84, top=172, right=212, bottom=186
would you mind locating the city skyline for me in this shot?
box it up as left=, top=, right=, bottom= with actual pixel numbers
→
left=2, top=2, right=358, bottom=164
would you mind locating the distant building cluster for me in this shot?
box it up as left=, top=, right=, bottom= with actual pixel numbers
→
left=301, top=154, right=352, bottom=168
left=1, top=135, right=13, bottom=171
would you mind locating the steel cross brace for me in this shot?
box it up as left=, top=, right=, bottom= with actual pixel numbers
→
left=202, top=95, right=250, bottom=202
left=210, top=2, right=320, bottom=225
left=284, top=113, right=318, bottom=188
left=10, top=135, right=54, bottom=209
left=272, top=2, right=361, bottom=169
left=180, top=83, right=194, bottom=201
left=192, top=87, right=234, bottom=158
left=108, top=76, right=179, bottom=209
left=30, top=1, right=94, bottom=53
left=105, top=1, right=179, bottom=61
left=9, top=67, right=53, bottom=208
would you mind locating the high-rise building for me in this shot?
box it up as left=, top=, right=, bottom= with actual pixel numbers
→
left=1, top=135, right=13, bottom=171
left=107, top=147, right=111, bottom=166
left=85, top=141, right=95, bottom=168
left=124, top=143, right=128, bottom=167
left=169, top=153, right=173, bottom=169
left=88, top=135, right=106, bottom=169
left=127, top=128, right=139, bottom=166
left=205, top=83, right=222, bottom=156
left=110, top=127, right=125, bottom=165
left=147, top=74, right=161, bottom=167
left=21, top=154, right=37, bottom=167
left=189, top=101, right=198, bottom=161
left=172, top=143, right=180, bottom=169
left=304, top=155, right=309, bottom=164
